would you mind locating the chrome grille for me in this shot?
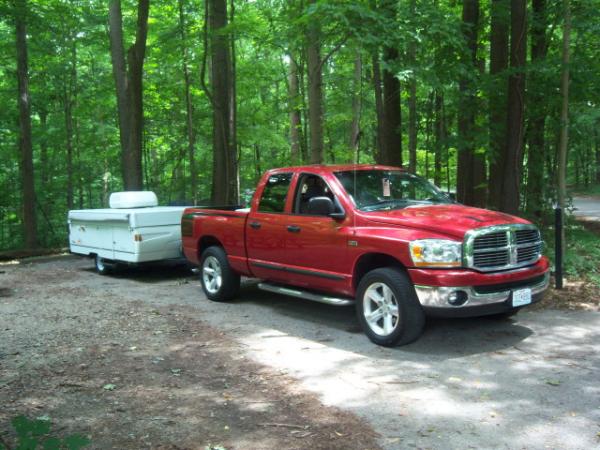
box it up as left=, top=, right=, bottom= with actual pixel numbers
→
left=464, top=224, right=543, bottom=272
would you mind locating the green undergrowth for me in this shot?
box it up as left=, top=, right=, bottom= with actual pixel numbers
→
left=542, top=223, right=600, bottom=287
left=572, top=184, right=600, bottom=197
left=0, top=416, right=89, bottom=450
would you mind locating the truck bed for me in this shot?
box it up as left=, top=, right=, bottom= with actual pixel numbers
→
left=181, top=206, right=250, bottom=272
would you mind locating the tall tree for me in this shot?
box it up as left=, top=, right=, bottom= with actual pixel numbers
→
left=557, top=0, right=570, bottom=251
left=14, top=0, right=37, bottom=249
left=306, top=0, right=324, bottom=164
left=372, top=53, right=385, bottom=163
left=288, top=54, right=302, bottom=163
left=500, top=0, right=527, bottom=214
left=62, top=35, right=77, bottom=211
left=488, top=0, right=509, bottom=209
left=525, top=0, right=548, bottom=217
left=380, top=0, right=402, bottom=166
left=456, top=0, right=485, bottom=206
left=407, top=0, right=417, bottom=174
left=206, top=0, right=238, bottom=204
left=349, top=52, right=362, bottom=153
left=108, top=0, right=150, bottom=191
left=178, top=0, right=197, bottom=203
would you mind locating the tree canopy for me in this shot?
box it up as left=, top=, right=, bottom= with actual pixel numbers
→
left=0, top=0, right=599, bottom=250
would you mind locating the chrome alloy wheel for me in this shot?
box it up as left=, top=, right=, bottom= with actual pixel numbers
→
left=202, top=255, right=222, bottom=294
left=362, top=282, right=400, bottom=337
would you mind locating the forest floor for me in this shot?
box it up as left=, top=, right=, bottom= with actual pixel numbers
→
left=0, top=257, right=380, bottom=450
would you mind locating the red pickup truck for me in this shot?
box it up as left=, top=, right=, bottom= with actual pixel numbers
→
left=182, top=165, right=549, bottom=346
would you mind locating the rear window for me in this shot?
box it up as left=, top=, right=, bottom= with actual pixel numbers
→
left=258, top=173, right=292, bottom=213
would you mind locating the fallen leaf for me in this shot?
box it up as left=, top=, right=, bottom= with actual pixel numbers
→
left=103, top=383, right=116, bottom=391
left=545, top=379, right=561, bottom=386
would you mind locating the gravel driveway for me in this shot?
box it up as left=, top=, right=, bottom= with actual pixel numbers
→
left=3, top=256, right=599, bottom=449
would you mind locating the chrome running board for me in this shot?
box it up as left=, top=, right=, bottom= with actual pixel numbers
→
left=258, top=282, right=354, bottom=306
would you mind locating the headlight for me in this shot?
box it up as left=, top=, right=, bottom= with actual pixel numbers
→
left=409, top=239, right=462, bottom=268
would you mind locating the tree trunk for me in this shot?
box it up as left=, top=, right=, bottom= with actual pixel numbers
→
left=557, top=0, right=570, bottom=253
left=407, top=0, right=417, bottom=174
left=108, top=0, right=149, bottom=191
left=488, top=0, right=509, bottom=209
left=178, top=0, right=197, bottom=203
left=229, top=0, right=239, bottom=199
left=595, top=127, right=600, bottom=184
left=381, top=0, right=402, bottom=167
left=208, top=0, right=237, bottom=204
left=306, top=0, right=324, bottom=164
left=108, top=0, right=130, bottom=181
left=434, top=90, right=443, bottom=186
left=500, top=0, right=527, bottom=214
left=15, top=0, right=37, bottom=249
left=349, top=52, right=362, bottom=153
left=125, top=0, right=150, bottom=190
left=63, top=38, right=77, bottom=211
left=39, top=108, right=49, bottom=184
left=372, top=54, right=385, bottom=163
left=288, top=55, right=302, bottom=163
left=525, top=0, right=548, bottom=217
left=456, top=0, right=483, bottom=206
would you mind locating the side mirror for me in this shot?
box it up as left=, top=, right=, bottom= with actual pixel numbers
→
left=307, top=196, right=335, bottom=216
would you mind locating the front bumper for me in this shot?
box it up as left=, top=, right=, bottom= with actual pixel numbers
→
left=413, top=271, right=550, bottom=318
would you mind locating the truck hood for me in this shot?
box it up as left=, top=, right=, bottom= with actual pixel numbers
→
left=362, top=204, right=530, bottom=239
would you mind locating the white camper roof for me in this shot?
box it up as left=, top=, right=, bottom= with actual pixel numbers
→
left=109, top=191, right=158, bottom=209
left=68, top=206, right=188, bottom=227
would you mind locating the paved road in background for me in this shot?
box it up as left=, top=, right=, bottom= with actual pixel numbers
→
left=43, top=258, right=600, bottom=450
left=573, top=196, right=600, bottom=220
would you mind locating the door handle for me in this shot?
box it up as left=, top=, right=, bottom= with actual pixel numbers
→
left=287, top=225, right=301, bottom=233
left=249, top=221, right=261, bottom=229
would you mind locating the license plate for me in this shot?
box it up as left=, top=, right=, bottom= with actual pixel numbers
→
left=512, top=288, right=532, bottom=307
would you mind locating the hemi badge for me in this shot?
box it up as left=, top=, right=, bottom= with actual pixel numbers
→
left=348, top=240, right=358, bottom=247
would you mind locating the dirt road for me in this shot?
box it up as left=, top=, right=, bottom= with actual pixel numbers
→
left=573, top=196, right=600, bottom=221
left=0, top=257, right=379, bottom=449
left=2, top=256, right=600, bottom=449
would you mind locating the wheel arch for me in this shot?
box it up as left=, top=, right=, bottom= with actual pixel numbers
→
left=352, top=252, right=408, bottom=292
left=197, top=235, right=224, bottom=261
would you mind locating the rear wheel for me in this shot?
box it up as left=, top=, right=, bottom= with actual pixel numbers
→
left=95, top=255, right=114, bottom=275
left=200, top=246, right=240, bottom=302
left=356, top=267, right=425, bottom=346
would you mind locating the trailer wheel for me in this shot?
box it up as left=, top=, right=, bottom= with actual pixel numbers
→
left=200, top=246, right=240, bottom=302
left=356, top=267, right=425, bottom=346
left=95, top=255, right=114, bottom=275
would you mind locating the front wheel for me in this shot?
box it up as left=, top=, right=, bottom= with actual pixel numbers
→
left=356, top=267, right=425, bottom=346
left=200, top=246, right=240, bottom=302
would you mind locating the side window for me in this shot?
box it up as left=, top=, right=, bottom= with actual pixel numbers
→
left=258, top=173, right=292, bottom=213
left=294, top=174, right=334, bottom=214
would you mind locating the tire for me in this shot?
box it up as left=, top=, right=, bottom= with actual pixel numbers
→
left=95, top=255, right=114, bottom=275
left=200, top=246, right=240, bottom=302
left=356, top=267, right=425, bottom=346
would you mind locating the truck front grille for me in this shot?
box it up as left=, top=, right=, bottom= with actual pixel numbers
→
left=465, top=225, right=542, bottom=272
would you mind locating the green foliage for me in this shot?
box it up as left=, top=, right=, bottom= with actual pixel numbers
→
left=542, top=222, right=600, bottom=287
left=0, top=0, right=599, bottom=253
left=0, top=415, right=89, bottom=450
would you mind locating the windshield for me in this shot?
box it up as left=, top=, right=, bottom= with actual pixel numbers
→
left=334, top=170, right=452, bottom=211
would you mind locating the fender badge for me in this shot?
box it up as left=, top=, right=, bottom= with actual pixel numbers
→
left=348, top=240, right=358, bottom=247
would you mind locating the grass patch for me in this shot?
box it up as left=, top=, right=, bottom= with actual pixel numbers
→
left=542, top=222, right=600, bottom=287
left=571, top=183, right=600, bottom=197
